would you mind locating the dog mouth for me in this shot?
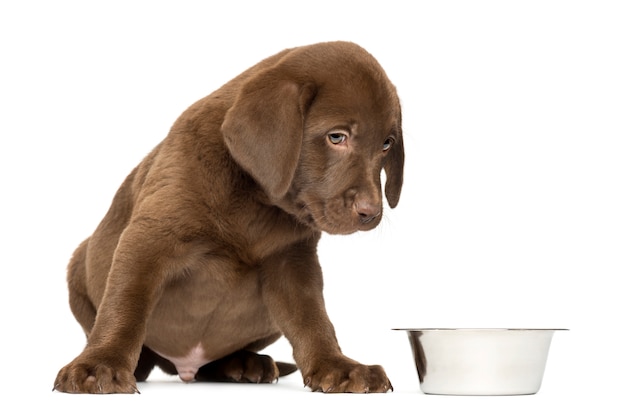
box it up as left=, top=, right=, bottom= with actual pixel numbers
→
left=296, top=200, right=382, bottom=235
left=359, top=211, right=381, bottom=226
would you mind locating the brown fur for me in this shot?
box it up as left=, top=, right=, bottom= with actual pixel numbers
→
left=53, top=41, right=404, bottom=394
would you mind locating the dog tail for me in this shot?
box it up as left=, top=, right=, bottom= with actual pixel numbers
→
left=276, top=362, right=298, bottom=377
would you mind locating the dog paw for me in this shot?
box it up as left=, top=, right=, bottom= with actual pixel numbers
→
left=303, top=359, right=393, bottom=393
left=195, top=350, right=281, bottom=383
left=53, top=354, right=138, bottom=394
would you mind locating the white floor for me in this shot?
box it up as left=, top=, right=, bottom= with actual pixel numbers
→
left=7, top=329, right=607, bottom=414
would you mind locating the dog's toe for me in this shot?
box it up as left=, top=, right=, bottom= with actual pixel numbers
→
left=304, top=359, right=392, bottom=394
left=54, top=358, right=138, bottom=394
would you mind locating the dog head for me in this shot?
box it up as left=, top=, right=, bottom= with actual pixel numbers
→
left=222, top=41, right=404, bottom=235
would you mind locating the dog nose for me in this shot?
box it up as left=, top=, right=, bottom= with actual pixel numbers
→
left=355, top=201, right=381, bottom=224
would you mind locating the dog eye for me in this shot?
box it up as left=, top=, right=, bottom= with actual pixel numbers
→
left=383, top=137, right=394, bottom=151
left=327, top=132, right=347, bottom=145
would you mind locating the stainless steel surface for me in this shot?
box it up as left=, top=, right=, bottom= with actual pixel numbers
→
left=395, top=328, right=567, bottom=396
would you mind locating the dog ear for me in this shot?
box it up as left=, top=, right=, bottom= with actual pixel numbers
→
left=222, top=71, right=316, bottom=200
left=384, top=115, right=404, bottom=208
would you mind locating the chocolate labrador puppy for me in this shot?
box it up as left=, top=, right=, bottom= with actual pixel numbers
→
left=54, top=41, right=404, bottom=394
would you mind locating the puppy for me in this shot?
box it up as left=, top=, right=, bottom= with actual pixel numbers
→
left=54, top=41, right=404, bottom=394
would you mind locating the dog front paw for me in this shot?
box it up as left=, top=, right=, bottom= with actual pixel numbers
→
left=303, top=358, right=392, bottom=393
left=53, top=353, right=138, bottom=394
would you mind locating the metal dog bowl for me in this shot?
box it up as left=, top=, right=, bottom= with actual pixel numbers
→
left=395, top=328, right=567, bottom=395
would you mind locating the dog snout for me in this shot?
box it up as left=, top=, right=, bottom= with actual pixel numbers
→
left=354, top=199, right=381, bottom=225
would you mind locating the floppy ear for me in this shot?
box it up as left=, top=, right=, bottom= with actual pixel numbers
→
left=221, top=70, right=316, bottom=200
left=384, top=117, right=404, bottom=208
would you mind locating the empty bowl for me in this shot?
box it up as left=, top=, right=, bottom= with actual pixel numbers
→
left=395, top=328, right=567, bottom=395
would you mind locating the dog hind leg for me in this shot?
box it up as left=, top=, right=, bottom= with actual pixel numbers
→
left=194, top=350, right=295, bottom=383
left=66, top=239, right=97, bottom=335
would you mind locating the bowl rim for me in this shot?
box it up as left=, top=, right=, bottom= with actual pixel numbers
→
left=392, top=328, right=569, bottom=331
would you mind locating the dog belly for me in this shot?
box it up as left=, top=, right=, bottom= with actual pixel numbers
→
left=153, top=343, right=209, bottom=382
left=145, top=311, right=279, bottom=382
left=143, top=262, right=280, bottom=380
left=146, top=317, right=279, bottom=382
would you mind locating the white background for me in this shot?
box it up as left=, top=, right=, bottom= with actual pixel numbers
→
left=1, top=0, right=624, bottom=412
